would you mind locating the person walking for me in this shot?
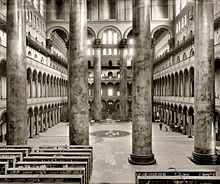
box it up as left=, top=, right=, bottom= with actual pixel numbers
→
left=159, top=122, right=162, bottom=130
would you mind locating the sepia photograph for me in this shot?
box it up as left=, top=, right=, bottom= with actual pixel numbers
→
left=0, top=0, right=220, bottom=183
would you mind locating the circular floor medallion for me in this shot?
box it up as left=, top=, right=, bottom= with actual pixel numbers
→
left=90, top=130, right=130, bottom=138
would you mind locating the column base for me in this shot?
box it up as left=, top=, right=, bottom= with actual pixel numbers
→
left=118, top=119, right=130, bottom=123
left=189, top=151, right=219, bottom=165
left=128, top=153, right=156, bottom=165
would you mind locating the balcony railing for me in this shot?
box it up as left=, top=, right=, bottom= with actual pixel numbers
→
left=26, top=34, right=68, bottom=67
left=0, top=96, right=67, bottom=110
left=153, top=96, right=194, bottom=106
left=154, top=34, right=194, bottom=67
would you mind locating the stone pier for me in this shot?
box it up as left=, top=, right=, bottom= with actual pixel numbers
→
left=93, top=39, right=102, bottom=122
left=128, top=0, right=156, bottom=165
left=119, top=39, right=128, bottom=122
left=191, top=0, right=218, bottom=164
left=6, top=0, right=27, bottom=145
left=69, top=0, right=89, bottom=145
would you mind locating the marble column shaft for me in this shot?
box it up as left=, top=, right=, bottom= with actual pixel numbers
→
left=69, top=0, right=89, bottom=145
left=6, top=0, right=27, bottom=145
left=129, top=0, right=155, bottom=165
left=93, top=39, right=102, bottom=121
left=192, top=0, right=217, bottom=164
left=119, top=39, right=128, bottom=121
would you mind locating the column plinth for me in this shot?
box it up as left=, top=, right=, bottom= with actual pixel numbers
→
left=69, top=0, right=89, bottom=145
left=190, top=0, right=218, bottom=165
left=128, top=0, right=156, bottom=165
left=93, top=39, right=102, bottom=122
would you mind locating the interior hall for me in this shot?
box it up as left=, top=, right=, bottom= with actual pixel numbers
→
left=0, top=0, right=220, bottom=183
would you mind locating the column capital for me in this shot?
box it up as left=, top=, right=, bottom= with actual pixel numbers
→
left=168, top=38, right=175, bottom=48
left=151, top=38, right=155, bottom=49
left=93, top=39, right=102, bottom=48
left=65, top=40, right=69, bottom=49
left=46, top=39, right=53, bottom=50
left=119, top=38, right=128, bottom=49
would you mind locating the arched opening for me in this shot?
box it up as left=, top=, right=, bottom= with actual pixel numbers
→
left=0, top=111, right=7, bottom=142
left=189, top=67, right=194, bottom=97
left=215, top=58, right=220, bottom=98
left=108, top=72, right=113, bottom=78
left=152, top=27, right=172, bottom=60
left=106, top=101, right=115, bottom=119
left=0, top=60, right=6, bottom=99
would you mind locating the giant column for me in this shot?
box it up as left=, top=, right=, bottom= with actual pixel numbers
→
left=93, top=39, right=102, bottom=122
left=119, top=39, right=128, bottom=122
left=191, top=0, right=218, bottom=164
left=69, top=0, right=89, bottom=145
left=6, top=0, right=27, bottom=145
left=129, top=0, right=156, bottom=165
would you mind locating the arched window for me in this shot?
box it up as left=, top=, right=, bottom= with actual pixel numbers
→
left=28, top=51, right=32, bottom=57
left=183, top=53, right=187, bottom=60
left=108, top=61, right=112, bottom=66
left=103, top=48, right=107, bottom=55
left=108, top=89, right=113, bottom=96
left=103, top=33, right=107, bottom=44
left=108, top=30, right=112, bottom=44
left=190, top=49, right=194, bottom=57
left=87, top=49, right=91, bottom=55
left=113, top=48, right=117, bottom=55
left=88, top=60, right=91, bottom=67
left=129, top=48, right=133, bottom=56
left=113, top=32, right=117, bottom=44
left=108, top=48, right=112, bottom=55
left=108, top=71, right=113, bottom=78
left=87, top=39, right=91, bottom=45
left=177, top=56, right=180, bottom=63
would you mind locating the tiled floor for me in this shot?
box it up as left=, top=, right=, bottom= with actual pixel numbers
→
left=27, top=121, right=220, bottom=184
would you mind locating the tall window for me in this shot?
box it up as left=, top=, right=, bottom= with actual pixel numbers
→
left=102, top=29, right=119, bottom=56
left=176, top=0, right=181, bottom=16
left=113, top=33, right=118, bottom=44
left=103, top=33, right=107, bottom=44
left=40, top=0, right=44, bottom=16
left=108, top=31, right=113, bottom=44
left=108, top=89, right=113, bottom=96
left=55, top=0, right=64, bottom=20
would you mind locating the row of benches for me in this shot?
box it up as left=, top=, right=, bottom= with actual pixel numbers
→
left=136, top=169, right=220, bottom=184
left=0, top=145, right=93, bottom=184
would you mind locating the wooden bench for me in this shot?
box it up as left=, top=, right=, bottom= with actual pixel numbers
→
left=23, top=156, right=91, bottom=177
left=0, top=152, right=23, bottom=161
left=39, top=145, right=92, bottom=149
left=0, top=162, right=8, bottom=175
left=135, top=169, right=216, bottom=184
left=35, top=147, right=93, bottom=161
left=137, top=175, right=220, bottom=184
left=0, top=149, right=29, bottom=157
left=7, top=167, right=86, bottom=184
left=0, top=174, right=83, bottom=183
left=0, top=156, right=18, bottom=168
left=16, top=161, right=89, bottom=182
